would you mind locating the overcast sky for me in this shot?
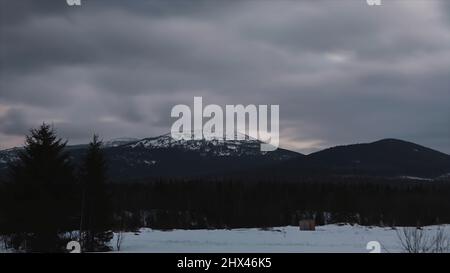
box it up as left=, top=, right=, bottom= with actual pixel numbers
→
left=1, top=0, right=450, bottom=154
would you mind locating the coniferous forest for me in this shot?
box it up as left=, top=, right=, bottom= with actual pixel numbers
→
left=0, top=124, right=450, bottom=252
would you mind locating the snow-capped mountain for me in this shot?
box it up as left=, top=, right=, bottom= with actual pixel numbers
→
left=0, top=133, right=299, bottom=179
left=124, top=133, right=275, bottom=157
left=96, top=132, right=299, bottom=179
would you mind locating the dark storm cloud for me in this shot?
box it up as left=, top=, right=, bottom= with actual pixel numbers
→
left=0, top=108, right=32, bottom=136
left=1, top=0, right=450, bottom=153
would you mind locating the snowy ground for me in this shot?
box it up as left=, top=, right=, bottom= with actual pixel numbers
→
left=2, top=224, right=449, bottom=253
left=110, top=224, right=450, bottom=253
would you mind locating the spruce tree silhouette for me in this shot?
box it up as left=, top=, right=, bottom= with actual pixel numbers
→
left=7, top=123, right=76, bottom=252
left=80, top=135, right=113, bottom=252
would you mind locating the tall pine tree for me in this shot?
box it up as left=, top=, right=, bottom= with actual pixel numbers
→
left=80, top=135, right=113, bottom=252
left=7, top=124, right=77, bottom=252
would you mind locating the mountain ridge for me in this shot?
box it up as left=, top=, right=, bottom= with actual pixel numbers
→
left=0, top=134, right=449, bottom=180
left=278, top=138, right=450, bottom=178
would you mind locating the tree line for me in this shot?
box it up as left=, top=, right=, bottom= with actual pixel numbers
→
left=107, top=176, right=450, bottom=230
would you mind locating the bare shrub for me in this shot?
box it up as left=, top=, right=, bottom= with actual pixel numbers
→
left=116, top=231, right=124, bottom=252
left=431, top=227, right=450, bottom=253
left=0, top=235, right=7, bottom=251
left=397, top=226, right=450, bottom=253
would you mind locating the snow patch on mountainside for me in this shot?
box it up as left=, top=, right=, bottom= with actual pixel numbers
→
left=128, top=133, right=266, bottom=157
left=103, top=137, right=139, bottom=147
left=398, top=176, right=433, bottom=181
left=0, top=148, right=20, bottom=169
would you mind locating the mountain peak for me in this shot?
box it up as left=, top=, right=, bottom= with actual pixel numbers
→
left=124, top=132, right=265, bottom=157
left=306, top=138, right=450, bottom=177
left=103, top=137, right=139, bottom=147
left=373, top=138, right=406, bottom=143
left=372, top=138, right=417, bottom=146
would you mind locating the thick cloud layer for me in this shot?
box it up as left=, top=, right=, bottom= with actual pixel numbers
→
left=1, top=0, right=449, bottom=153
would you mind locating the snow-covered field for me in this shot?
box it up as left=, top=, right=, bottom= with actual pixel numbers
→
left=110, top=224, right=450, bottom=253
left=2, top=224, right=449, bottom=253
